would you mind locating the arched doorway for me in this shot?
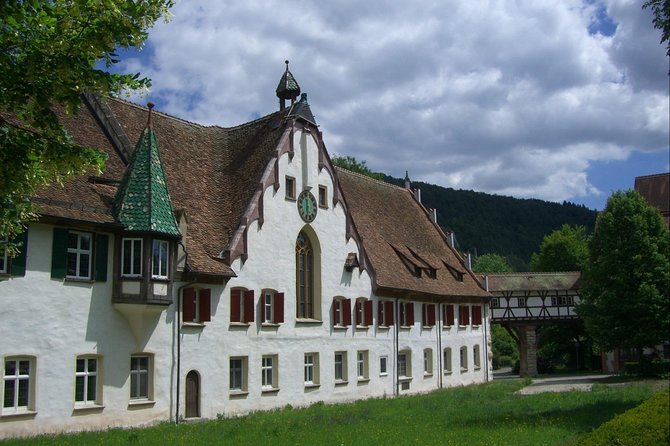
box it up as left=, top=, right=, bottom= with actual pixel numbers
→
left=185, top=370, right=200, bottom=418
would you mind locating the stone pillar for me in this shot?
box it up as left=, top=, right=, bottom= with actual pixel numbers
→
left=516, top=325, right=538, bottom=377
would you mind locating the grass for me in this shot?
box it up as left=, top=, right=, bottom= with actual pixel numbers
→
left=1, top=380, right=664, bottom=446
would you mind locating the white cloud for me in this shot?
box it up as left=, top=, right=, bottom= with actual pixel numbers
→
left=119, top=0, right=669, bottom=208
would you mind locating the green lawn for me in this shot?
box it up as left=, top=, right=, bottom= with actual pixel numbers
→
left=2, top=380, right=663, bottom=446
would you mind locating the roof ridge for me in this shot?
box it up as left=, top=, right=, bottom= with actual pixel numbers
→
left=109, top=97, right=284, bottom=130
left=635, top=172, right=670, bottom=180
left=335, top=166, right=406, bottom=191
left=485, top=271, right=581, bottom=276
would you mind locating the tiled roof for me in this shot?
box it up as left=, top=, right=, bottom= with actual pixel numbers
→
left=36, top=97, right=286, bottom=277
left=485, top=272, right=582, bottom=292
left=337, top=168, right=489, bottom=301
left=114, top=110, right=181, bottom=237
left=276, top=60, right=301, bottom=101
left=634, top=173, right=669, bottom=226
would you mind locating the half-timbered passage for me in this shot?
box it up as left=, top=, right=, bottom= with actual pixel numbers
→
left=487, top=272, right=581, bottom=322
left=230, top=289, right=254, bottom=323
left=183, top=288, right=212, bottom=324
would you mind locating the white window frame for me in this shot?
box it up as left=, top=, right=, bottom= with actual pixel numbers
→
left=357, top=350, right=369, bottom=380
left=398, top=351, right=411, bottom=379
left=379, top=356, right=388, bottom=376
left=151, top=240, right=169, bottom=279
left=229, top=357, right=248, bottom=393
left=3, top=356, right=35, bottom=413
left=75, top=355, right=102, bottom=407
left=460, top=346, right=468, bottom=372
left=333, top=298, right=345, bottom=327
left=121, top=238, right=143, bottom=277
left=378, top=301, right=387, bottom=327
left=423, top=348, right=433, bottom=376
left=334, top=351, right=348, bottom=383
left=261, top=355, right=278, bottom=391
left=443, top=348, right=452, bottom=374
left=130, top=355, right=153, bottom=401
left=67, top=231, right=92, bottom=279
left=304, top=353, right=319, bottom=386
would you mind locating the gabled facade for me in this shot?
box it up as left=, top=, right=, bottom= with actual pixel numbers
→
left=0, top=67, right=491, bottom=438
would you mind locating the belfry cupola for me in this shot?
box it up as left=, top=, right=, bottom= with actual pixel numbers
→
left=276, top=60, right=301, bottom=110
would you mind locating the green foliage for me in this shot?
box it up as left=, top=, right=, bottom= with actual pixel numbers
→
left=577, top=388, right=669, bottom=446
left=579, top=190, right=670, bottom=357
left=383, top=175, right=597, bottom=270
left=331, top=155, right=385, bottom=181
left=0, top=0, right=174, bottom=248
left=1, top=381, right=660, bottom=445
left=643, top=0, right=670, bottom=58
left=491, top=325, right=518, bottom=368
left=530, top=224, right=589, bottom=272
left=472, top=253, right=513, bottom=273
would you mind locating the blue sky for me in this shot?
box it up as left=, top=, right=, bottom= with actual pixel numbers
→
left=114, top=0, right=669, bottom=211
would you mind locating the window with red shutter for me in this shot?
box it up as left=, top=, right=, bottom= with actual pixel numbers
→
left=385, top=301, right=394, bottom=326
left=274, top=292, right=284, bottom=323
left=459, top=305, right=470, bottom=326
left=364, top=300, right=373, bottom=326
left=423, top=304, right=436, bottom=327
left=230, top=289, right=241, bottom=323
left=472, top=305, right=482, bottom=326
left=183, top=287, right=196, bottom=322
left=199, top=289, right=212, bottom=322
left=443, top=304, right=454, bottom=326
left=354, top=300, right=362, bottom=325
left=243, top=290, right=255, bottom=323
left=343, top=298, right=352, bottom=326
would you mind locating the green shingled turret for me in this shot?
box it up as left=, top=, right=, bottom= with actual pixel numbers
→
left=114, top=103, right=181, bottom=238
left=276, top=60, right=301, bottom=110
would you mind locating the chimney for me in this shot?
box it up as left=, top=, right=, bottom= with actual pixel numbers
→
left=430, top=208, right=438, bottom=224
left=414, top=188, right=421, bottom=203
left=483, top=275, right=489, bottom=292
left=449, top=232, right=455, bottom=248
left=465, top=252, right=472, bottom=270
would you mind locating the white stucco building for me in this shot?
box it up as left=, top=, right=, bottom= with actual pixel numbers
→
left=0, top=66, right=491, bottom=438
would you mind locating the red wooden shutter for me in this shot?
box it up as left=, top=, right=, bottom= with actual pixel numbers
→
left=274, top=292, right=284, bottom=323
left=243, top=290, right=255, bottom=323
left=230, top=289, right=241, bottom=322
left=183, top=287, right=196, bottom=322
left=460, top=305, right=470, bottom=325
left=199, top=288, right=212, bottom=322
left=343, top=298, right=352, bottom=326
left=364, top=300, right=373, bottom=326
left=428, top=304, right=436, bottom=326
left=354, top=300, right=362, bottom=325
left=406, top=302, right=414, bottom=326
left=445, top=304, right=454, bottom=326
left=473, top=305, right=482, bottom=325
left=385, top=301, right=394, bottom=326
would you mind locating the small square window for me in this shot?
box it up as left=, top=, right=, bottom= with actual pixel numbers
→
left=304, top=353, right=320, bottom=386
left=357, top=351, right=369, bottom=380
left=334, top=351, right=348, bottom=383
left=379, top=356, right=388, bottom=376
left=318, top=185, right=328, bottom=208
left=285, top=176, right=296, bottom=200
left=130, top=355, right=153, bottom=401
left=229, top=357, right=248, bottom=392
left=261, top=355, right=279, bottom=391
left=75, top=356, right=102, bottom=406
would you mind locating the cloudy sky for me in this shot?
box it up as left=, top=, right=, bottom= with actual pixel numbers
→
left=117, top=0, right=669, bottom=210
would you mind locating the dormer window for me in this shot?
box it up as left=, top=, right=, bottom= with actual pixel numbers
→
left=152, top=240, right=169, bottom=279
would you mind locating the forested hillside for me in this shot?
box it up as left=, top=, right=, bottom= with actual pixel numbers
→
left=383, top=175, right=597, bottom=271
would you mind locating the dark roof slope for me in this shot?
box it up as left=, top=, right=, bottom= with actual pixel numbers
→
left=634, top=173, right=669, bottom=226
left=337, top=168, right=489, bottom=301
left=486, top=272, right=582, bottom=292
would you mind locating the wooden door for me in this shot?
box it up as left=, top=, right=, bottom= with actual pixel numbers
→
left=185, top=370, right=200, bottom=418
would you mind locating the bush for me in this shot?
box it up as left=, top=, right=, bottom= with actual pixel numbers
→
left=622, top=359, right=670, bottom=377
left=578, top=388, right=669, bottom=446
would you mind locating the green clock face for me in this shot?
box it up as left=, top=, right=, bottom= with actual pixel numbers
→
left=297, top=190, right=318, bottom=223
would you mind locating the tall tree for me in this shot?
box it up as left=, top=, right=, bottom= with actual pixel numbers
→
left=331, top=155, right=385, bottom=181
left=472, top=253, right=513, bottom=273
left=644, top=0, right=670, bottom=57
left=530, top=224, right=589, bottom=272
left=579, top=190, right=670, bottom=372
left=0, top=0, right=173, bottom=252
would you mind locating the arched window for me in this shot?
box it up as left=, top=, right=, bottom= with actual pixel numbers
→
left=296, top=231, right=314, bottom=318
